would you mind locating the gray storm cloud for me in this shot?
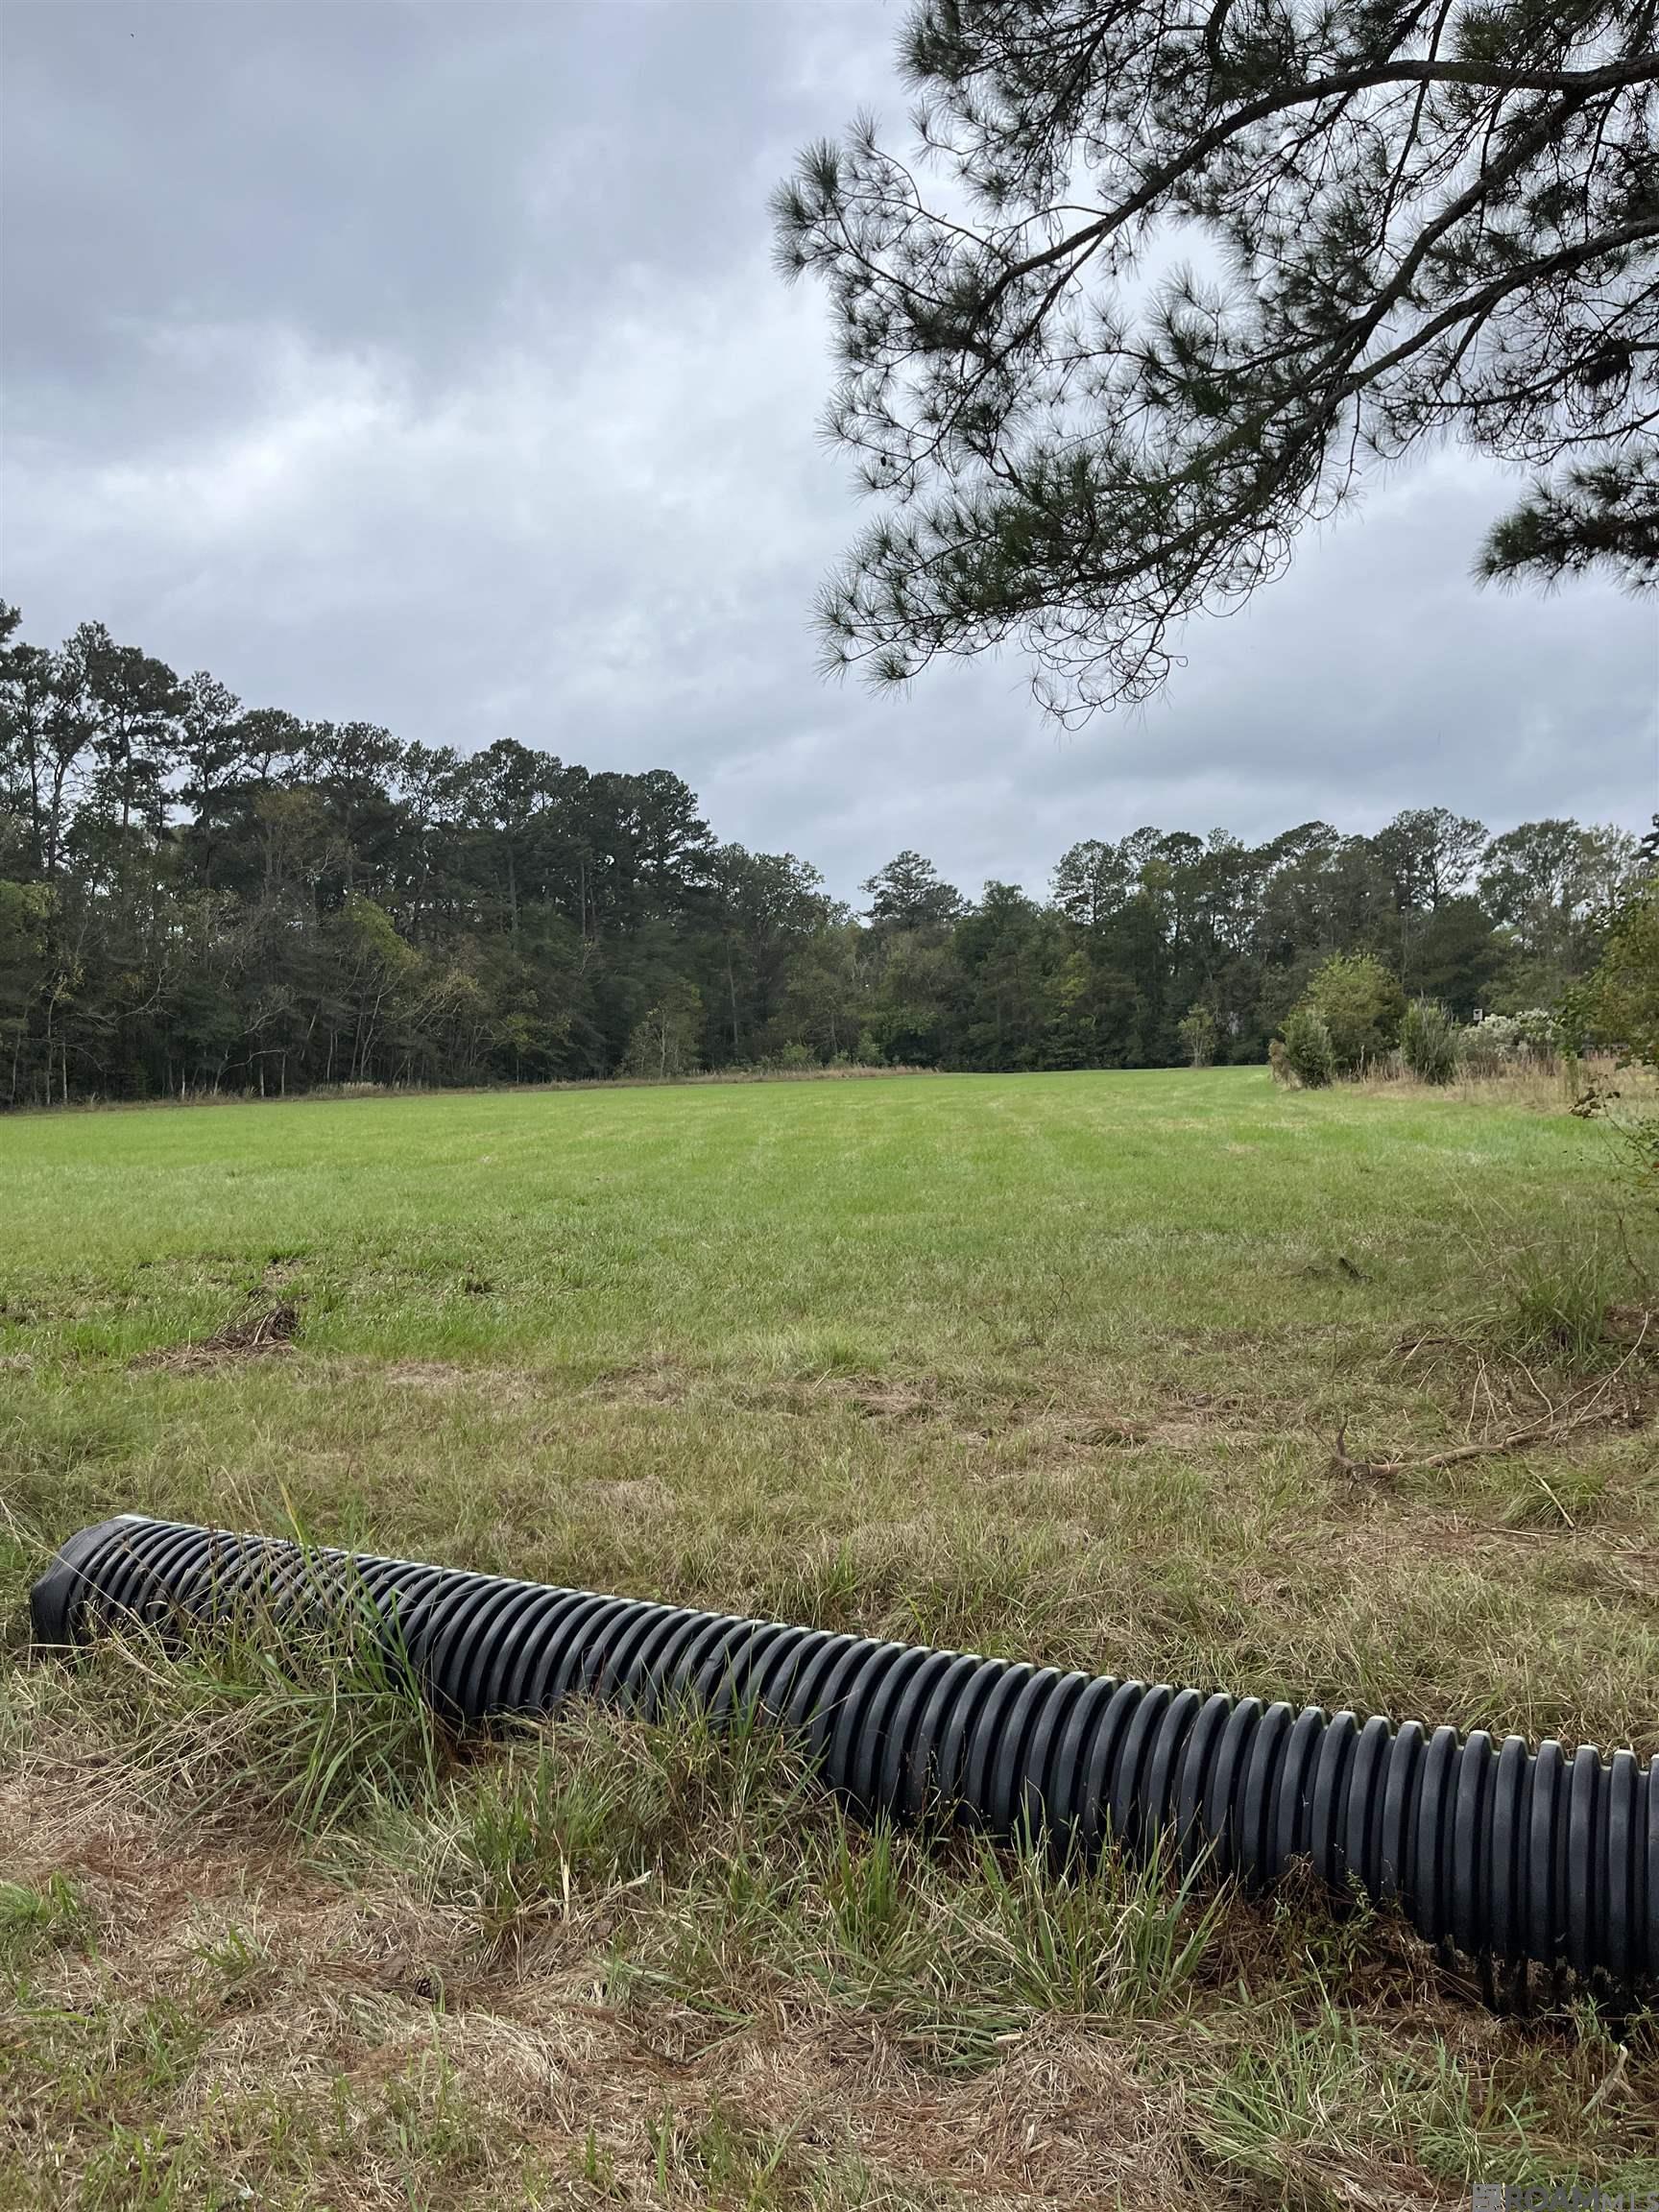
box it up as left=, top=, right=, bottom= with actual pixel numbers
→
left=3, top=0, right=1654, bottom=901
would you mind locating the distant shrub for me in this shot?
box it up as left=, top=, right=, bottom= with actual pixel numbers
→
left=1177, top=1004, right=1218, bottom=1069
left=1301, top=952, right=1406, bottom=1075
left=1401, top=998, right=1460, bottom=1085
left=1280, top=1007, right=1336, bottom=1088
left=1462, top=1008, right=1564, bottom=1071
left=1516, top=1006, right=1568, bottom=1054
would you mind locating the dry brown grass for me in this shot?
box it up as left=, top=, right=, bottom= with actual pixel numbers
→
left=1354, top=1051, right=1659, bottom=1115
left=4, top=1661, right=1656, bottom=2211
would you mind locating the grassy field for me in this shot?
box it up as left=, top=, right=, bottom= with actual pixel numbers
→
left=2, top=1067, right=1655, bottom=2207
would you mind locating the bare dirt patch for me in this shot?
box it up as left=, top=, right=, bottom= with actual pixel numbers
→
left=1012, top=1396, right=1274, bottom=1460
left=382, top=1359, right=539, bottom=1402
left=765, top=1369, right=962, bottom=1430
left=757, top=1371, right=1280, bottom=1455
left=588, top=1357, right=696, bottom=1407
left=588, top=1476, right=675, bottom=1516
left=293, top=1357, right=550, bottom=1407
left=585, top=1361, right=1283, bottom=1465
left=1605, top=1303, right=1659, bottom=1349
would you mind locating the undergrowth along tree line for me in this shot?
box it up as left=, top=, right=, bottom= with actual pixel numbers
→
left=1271, top=887, right=1659, bottom=1089
left=1, top=603, right=1651, bottom=1105
left=1270, top=954, right=1572, bottom=1087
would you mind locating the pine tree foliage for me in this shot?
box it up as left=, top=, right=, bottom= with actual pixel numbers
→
left=774, top=1, right=1659, bottom=716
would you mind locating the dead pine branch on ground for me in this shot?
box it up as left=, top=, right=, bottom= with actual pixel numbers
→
left=1334, top=1316, right=1651, bottom=1481
left=130, top=1299, right=301, bottom=1374
left=1331, top=1404, right=1636, bottom=1483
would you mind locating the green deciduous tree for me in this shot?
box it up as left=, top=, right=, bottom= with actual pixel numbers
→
left=1574, top=867, right=1659, bottom=1196
left=623, top=977, right=705, bottom=1081
left=1300, top=951, right=1407, bottom=1073
left=1479, top=816, right=1640, bottom=996
left=0, top=878, right=54, bottom=1105
left=1577, top=871, right=1659, bottom=1066
left=1178, top=1004, right=1219, bottom=1069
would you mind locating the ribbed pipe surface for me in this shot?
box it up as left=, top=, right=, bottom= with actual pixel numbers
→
left=31, top=1514, right=1658, bottom=1996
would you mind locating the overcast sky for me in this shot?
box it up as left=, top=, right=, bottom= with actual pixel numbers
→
left=4, top=1, right=1656, bottom=902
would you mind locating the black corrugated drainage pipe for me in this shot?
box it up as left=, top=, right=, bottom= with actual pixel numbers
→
left=31, top=1514, right=1657, bottom=2000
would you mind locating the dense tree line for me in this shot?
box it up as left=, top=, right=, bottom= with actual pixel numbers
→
left=0, top=606, right=1645, bottom=1105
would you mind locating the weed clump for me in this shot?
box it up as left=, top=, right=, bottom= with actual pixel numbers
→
left=60, top=1590, right=445, bottom=1839
left=1480, top=1234, right=1639, bottom=1370
left=454, top=1701, right=813, bottom=1948
left=0, top=1873, right=87, bottom=1972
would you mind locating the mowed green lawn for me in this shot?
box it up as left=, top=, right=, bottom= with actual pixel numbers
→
left=2, top=1065, right=1654, bottom=1743
left=2, top=1070, right=1656, bottom=2209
